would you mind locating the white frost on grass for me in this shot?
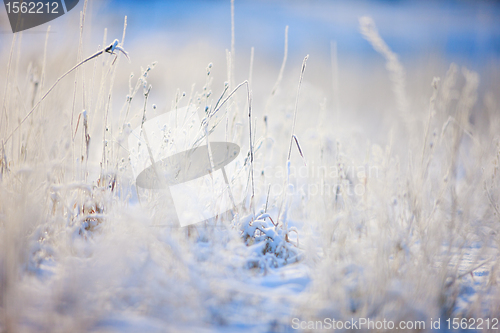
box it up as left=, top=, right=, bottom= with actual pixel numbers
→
left=0, top=9, right=499, bottom=333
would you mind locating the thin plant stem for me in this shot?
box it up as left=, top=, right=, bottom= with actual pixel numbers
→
left=4, top=40, right=128, bottom=144
left=287, top=55, right=309, bottom=161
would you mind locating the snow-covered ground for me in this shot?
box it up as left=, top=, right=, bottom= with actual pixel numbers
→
left=1, top=1, right=500, bottom=332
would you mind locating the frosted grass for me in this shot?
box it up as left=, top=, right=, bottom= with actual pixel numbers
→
left=0, top=7, right=499, bottom=333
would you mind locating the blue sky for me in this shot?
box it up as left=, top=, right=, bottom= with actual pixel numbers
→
left=102, top=0, right=500, bottom=67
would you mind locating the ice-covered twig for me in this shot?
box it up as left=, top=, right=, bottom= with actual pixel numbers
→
left=105, top=39, right=130, bottom=62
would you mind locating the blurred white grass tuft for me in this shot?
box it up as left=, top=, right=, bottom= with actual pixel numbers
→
left=359, top=16, right=410, bottom=137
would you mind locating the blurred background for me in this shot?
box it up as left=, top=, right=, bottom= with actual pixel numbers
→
left=2, top=0, right=499, bottom=142
left=101, top=0, right=500, bottom=65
